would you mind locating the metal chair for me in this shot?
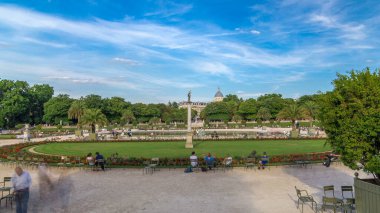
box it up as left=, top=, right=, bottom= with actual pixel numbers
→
left=0, top=177, right=12, bottom=206
left=295, top=186, right=317, bottom=213
left=341, top=186, right=355, bottom=213
left=244, top=158, right=256, bottom=170
left=321, top=196, right=342, bottom=213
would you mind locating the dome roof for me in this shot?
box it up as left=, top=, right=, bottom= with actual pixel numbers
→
left=214, top=88, right=224, bottom=98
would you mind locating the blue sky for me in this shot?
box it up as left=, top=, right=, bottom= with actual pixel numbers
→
left=0, top=0, right=379, bottom=103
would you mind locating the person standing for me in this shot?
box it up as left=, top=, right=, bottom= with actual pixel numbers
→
left=12, top=167, right=32, bottom=213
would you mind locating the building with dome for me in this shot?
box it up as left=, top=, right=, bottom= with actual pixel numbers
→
left=178, top=88, right=224, bottom=115
left=213, top=88, right=224, bottom=102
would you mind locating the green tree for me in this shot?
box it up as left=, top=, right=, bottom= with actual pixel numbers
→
left=201, top=102, right=232, bottom=122
left=68, top=100, right=85, bottom=127
left=121, top=109, right=135, bottom=124
left=0, top=80, right=31, bottom=127
left=223, top=94, right=241, bottom=103
left=238, top=98, right=257, bottom=120
left=277, top=103, right=307, bottom=130
left=80, top=108, right=108, bottom=133
left=103, top=97, right=131, bottom=123
left=43, top=94, right=73, bottom=125
left=256, top=107, right=272, bottom=121
left=298, top=94, right=321, bottom=106
left=257, top=94, right=287, bottom=119
left=318, top=69, right=380, bottom=178
left=303, top=101, right=319, bottom=127
left=83, top=94, right=103, bottom=109
left=149, top=117, right=161, bottom=125
left=28, top=84, right=54, bottom=124
left=232, top=114, right=242, bottom=123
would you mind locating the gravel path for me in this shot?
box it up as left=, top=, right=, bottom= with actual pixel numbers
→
left=0, top=163, right=368, bottom=213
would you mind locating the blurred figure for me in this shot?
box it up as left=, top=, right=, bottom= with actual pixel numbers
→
left=12, top=166, right=32, bottom=213
left=56, top=171, right=74, bottom=213
left=38, top=164, right=53, bottom=200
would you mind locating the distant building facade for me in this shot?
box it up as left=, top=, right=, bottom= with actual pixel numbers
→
left=179, top=88, right=224, bottom=114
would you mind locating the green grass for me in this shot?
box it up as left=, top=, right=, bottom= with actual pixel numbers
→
left=0, top=134, right=16, bottom=139
left=33, top=140, right=330, bottom=158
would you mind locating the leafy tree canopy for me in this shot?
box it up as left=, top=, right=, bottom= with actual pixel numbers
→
left=318, top=69, right=380, bottom=178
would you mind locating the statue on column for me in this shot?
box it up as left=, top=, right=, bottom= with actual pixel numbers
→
left=187, top=90, right=191, bottom=103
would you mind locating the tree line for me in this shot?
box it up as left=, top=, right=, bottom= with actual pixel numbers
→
left=0, top=79, right=319, bottom=129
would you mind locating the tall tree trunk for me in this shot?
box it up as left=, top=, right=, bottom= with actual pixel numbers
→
left=292, top=119, right=296, bottom=131
left=91, top=124, right=95, bottom=133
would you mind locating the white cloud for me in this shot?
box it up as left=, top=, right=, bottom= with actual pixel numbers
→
left=112, top=57, right=139, bottom=65
left=21, top=37, right=70, bottom=48
left=0, top=5, right=305, bottom=69
left=144, top=3, right=193, bottom=18
left=309, top=14, right=366, bottom=40
left=250, top=30, right=261, bottom=35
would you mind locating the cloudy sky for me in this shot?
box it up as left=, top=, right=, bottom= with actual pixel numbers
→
left=0, top=0, right=379, bottom=103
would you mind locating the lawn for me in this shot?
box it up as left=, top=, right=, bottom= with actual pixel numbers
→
left=0, top=134, right=16, bottom=139
left=32, top=140, right=330, bottom=158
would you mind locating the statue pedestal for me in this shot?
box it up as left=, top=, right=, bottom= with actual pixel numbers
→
left=185, top=132, right=193, bottom=148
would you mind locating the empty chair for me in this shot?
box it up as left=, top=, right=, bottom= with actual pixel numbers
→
left=341, top=186, right=355, bottom=212
left=244, top=158, right=256, bottom=170
left=323, top=185, right=335, bottom=197
left=0, top=177, right=12, bottom=206
left=222, top=156, right=233, bottom=172
left=323, top=185, right=343, bottom=204
left=294, top=186, right=317, bottom=213
left=150, top=158, right=160, bottom=172
left=321, top=196, right=342, bottom=213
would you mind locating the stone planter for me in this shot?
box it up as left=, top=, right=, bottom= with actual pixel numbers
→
left=89, top=133, right=97, bottom=141
left=290, top=130, right=299, bottom=138
left=75, top=130, right=83, bottom=137
left=354, top=178, right=380, bottom=213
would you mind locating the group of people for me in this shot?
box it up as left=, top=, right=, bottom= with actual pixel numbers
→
left=248, top=150, right=269, bottom=169
left=85, top=152, right=105, bottom=171
left=188, top=150, right=269, bottom=172
left=188, top=151, right=233, bottom=172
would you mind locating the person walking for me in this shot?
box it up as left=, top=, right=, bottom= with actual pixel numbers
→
left=11, top=166, right=32, bottom=213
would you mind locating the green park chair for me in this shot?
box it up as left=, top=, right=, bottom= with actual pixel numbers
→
left=321, top=196, right=342, bottom=213
left=0, top=177, right=12, bottom=206
left=323, top=185, right=343, bottom=204
left=294, top=186, right=317, bottom=213
left=150, top=158, right=160, bottom=172
left=244, top=158, right=256, bottom=170
left=341, top=186, right=355, bottom=213
left=323, top=185, right=336, bottom=197
left=222, top=157, right=233, bottom=172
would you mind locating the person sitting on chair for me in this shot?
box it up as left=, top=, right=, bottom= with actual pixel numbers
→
left=204, top=153, right=216, bottom=170
left=95, top=152, right=105, bottom=171
left=86, top=153, right=95, bottom=169
left=189, top=151, right=198, bottom=168
left=259, top=152, right=269, bottom=170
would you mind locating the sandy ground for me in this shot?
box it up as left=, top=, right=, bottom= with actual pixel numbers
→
left=0, top=163, right=368, bottom=213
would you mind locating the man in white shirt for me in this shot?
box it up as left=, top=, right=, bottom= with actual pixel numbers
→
left=11, top=167, right=32, bottom=213
left=190, top=151, right=198, bottom=167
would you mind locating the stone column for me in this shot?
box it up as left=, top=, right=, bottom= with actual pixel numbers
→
left=185, top=99, right=193, bottom=148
